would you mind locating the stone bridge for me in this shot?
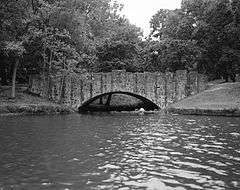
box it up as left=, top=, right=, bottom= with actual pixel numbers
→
left=29, top=70, right=207, bottom=110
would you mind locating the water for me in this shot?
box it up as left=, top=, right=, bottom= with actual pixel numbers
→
left=0, top=113, right=239, bottom=190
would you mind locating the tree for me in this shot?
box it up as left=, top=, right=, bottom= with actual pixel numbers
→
left=148, top=0, right=240, bottom=80
left=1, top=0, right=140, bottom=94
left=94, top=17, right=143, bottom=72
left=150, top=9, right=195, bottom=40
left=148, top=6, right=201, bottom=73
left=142, top=39, right=201, bottom=72
left=181, top=0, right=240, bottom=80
left=4, top=42, right=25, bottom=98
left=0, top=0, right=29, bottom=97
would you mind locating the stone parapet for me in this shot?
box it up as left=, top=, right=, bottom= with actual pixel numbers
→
left=236, top=74, right=240, bottom=82
left=175, top=70, right=187, bottom=101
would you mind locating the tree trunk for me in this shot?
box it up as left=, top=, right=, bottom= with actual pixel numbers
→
left=11, top=59, right=19, bottom=98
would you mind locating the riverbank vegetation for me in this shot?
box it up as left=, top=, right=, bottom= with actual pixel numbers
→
left=1, top=0, right=240, bottom=105
left=0, top=86, right=73, bottom=115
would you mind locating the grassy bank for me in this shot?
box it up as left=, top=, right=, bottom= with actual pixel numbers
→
left=0, top=86, right=74, bottom=116
left=167, top=82, right=240, bottom=117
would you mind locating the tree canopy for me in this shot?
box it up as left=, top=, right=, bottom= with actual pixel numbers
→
left=149, top=0, right=240, bottom=81
left=0, top=0, right=143, bottom=96
left=1, top=0, right=240, bottom=95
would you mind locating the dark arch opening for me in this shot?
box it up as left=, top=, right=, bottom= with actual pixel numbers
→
left=78, top=91, right=159, bottom=113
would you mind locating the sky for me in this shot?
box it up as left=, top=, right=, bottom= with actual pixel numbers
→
left=116, top=0, right=182, bottom=36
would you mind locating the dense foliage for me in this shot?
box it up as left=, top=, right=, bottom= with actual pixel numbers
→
left=149, top=0, right=240, bottom=81
left=0, top=0, right=143, bottom=96
left=1, top=0, right=240, bottom=97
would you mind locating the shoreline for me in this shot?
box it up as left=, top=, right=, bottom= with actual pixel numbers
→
left=166, top=107, right=240, bottom=117
left=1, top=105, right=240, bottom=117
left=0, top=86, right=75, bottom=116
left=0, top=103, right=75, bottom=117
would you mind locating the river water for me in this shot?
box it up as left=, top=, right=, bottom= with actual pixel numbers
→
left=0, top=113, right=239, bottom=190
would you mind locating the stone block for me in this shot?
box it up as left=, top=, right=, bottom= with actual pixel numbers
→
left=40, top=74, right=49, bottom=98
left=70, top=77, right=82, bottom=108
left=125, top=72, right=136, bottom=93
left=198, top=74, right=208, bottom=92
left=135, top=72, right=145, bottom=97
left=50, top=75, right=62, bottom=102
left=30, top=75, right=42, bottom=95
left=102, top=72, right=112, bottom=93
left=236, top=74, right=240, bottom=82
left=81, top=77, right=92, bottom=104
left=166, top=72, right=176, bottom=106
left=188, top=71, right=198, bottom=95
left=112, top=70, right=126, bottom=91
left=61, top=75, right=72, bottom=106
left=156, top=72, right=166, bottom=108
left=175, top=70, right=187, bottom=101
left=92, top=73, right=102, bottom=97
left=145, top=72, right=156, bottom=103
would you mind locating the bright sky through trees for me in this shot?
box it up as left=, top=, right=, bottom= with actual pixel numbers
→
left=117, top=0, right=182, bottom=36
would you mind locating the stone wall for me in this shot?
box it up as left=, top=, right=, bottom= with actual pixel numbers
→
left=29, top=70, right=207, bottom=109
left=236, top=74, right=240, bottom=82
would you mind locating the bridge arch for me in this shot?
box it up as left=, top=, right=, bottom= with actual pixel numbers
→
left=78, top=91, right=159, bottom=112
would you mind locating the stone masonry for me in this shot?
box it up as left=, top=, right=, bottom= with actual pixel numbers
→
left=29, top=70, right=207, bottom=109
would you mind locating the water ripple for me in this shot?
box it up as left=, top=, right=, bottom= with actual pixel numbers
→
left=0, top=114, right=240, bottom=189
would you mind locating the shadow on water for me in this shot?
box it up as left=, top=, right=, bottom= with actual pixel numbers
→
left=78, top=91, right=159, bottom=113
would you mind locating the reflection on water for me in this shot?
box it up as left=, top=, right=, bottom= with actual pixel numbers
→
left=0, top=113, right=239, bottom=190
